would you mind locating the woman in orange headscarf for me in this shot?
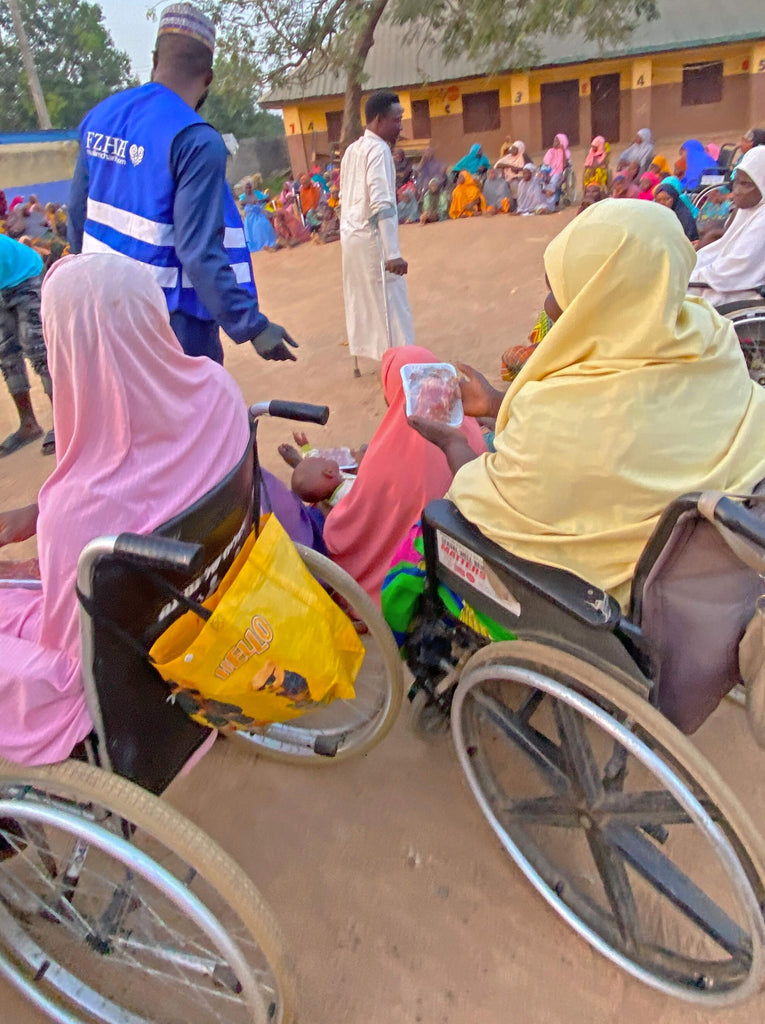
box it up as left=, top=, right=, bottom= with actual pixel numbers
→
left=449, top=171, right=486, bottom=219
left=322, top=347, right=486, bottom=603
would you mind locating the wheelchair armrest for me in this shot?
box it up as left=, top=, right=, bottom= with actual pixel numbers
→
left=422, top=499, right=622, bottom=630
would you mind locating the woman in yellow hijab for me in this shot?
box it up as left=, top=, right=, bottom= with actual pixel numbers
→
left=408, top=198, right=765, bottom=609
left=449, top=171, right=486, bottom=219
left=649, top=154, right=672, bottom=178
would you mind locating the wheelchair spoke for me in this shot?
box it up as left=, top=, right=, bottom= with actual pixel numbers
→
left=552, top=700, right=604, bottom=808
left=599, top=790, right=720, bottom=828
left=470, top=688, right=570, bottom=794
left=499, top=794, right=579, bottom=828
left=605, top=822, right=753, bottom=959
left=586, top=827, right=641, bottom=951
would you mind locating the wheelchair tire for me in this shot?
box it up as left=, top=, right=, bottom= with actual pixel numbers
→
left=451, top=640, right=765, bottom=1006
left=235, top=545, right=403, bottom=765
left=0, top=758, right=296, bottom=1024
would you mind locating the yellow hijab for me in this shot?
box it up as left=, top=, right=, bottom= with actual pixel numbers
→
left=449, top=199, right=765, bottom=607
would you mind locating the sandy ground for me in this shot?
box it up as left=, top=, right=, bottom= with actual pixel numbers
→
left=2, top=205, right=765, bottom=1023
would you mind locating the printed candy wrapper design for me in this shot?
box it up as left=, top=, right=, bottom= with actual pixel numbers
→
left=150, top=515, right=364, bottom=730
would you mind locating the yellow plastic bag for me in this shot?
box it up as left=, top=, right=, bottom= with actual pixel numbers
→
left=150, top=515, right=364, bottom=730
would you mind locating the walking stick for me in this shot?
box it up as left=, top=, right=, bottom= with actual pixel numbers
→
left=371, top=216, right=394, bottom=350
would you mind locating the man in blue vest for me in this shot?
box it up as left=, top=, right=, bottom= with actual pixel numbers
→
left=68, top=3, right=296, bottom=366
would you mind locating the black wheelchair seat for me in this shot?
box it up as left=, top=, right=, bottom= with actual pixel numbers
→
left=82, top=435, right=255, bottom=795
left=421, top=500, right=648, bottom=686
left=423, top=499, right=621, bottom=628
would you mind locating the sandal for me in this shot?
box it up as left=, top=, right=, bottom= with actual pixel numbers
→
left=0, top=427, right=43, bottom=458
left=41, top=429, right=55, bottom=456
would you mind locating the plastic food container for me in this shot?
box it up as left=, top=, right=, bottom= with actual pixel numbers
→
left=401, top=362, right=464, bottom=427
left=306, top=446, right=357, bottom=472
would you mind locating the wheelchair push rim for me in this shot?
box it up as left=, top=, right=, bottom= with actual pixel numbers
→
left=0, top=759, right=295, bottom=1024
left=236, top=545, right=403, bottom=766
left=451, top=641, right=765, bottom=1006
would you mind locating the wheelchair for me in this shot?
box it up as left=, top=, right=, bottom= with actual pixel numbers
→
left=404, top=490, right=765, bottom=1007
left=718, top=295, right=765, bottom=387
left=0, top=400, right=402, bottom=1023
left=558, top=164, right=578, bottom=208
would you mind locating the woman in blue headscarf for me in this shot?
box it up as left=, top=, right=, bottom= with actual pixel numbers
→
left=677, top=139, right=715, bottom=191
left=239, top=179, right=276, bottom=253
left=452, top=143, right=491, bottom=178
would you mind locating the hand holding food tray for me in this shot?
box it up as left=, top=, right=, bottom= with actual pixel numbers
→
left=401, top=363, right=464, bottom=427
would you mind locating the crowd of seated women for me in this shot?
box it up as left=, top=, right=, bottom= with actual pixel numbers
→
left=0, top=191, right=70, bottom=272
left=392, top=134, right=579, bottom=223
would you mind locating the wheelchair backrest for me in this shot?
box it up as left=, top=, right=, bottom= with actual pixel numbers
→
left=85, top=435, right=254, bottom=794
left=421, top=499, right=650, bottom=687
left=630, top=486, right=765, bottom=734
left=717, top=143, right=739, bottom=172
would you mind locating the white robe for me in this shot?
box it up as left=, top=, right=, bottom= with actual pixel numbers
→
left=688, top=146, right=765, bottom=307
left=340, top=130, right=415, bottom=360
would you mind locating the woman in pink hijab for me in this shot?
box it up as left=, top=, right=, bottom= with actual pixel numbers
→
left=583, top=135, right=609, bottom=189
left=543, top=133, right=570, bottom=178
left=0, top=254, right=250, bottom=765
left=322, top=346, right=486, bottom=605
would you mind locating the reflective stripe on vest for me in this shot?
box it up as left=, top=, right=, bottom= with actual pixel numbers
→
left=80, top=82, right=254, bottom=321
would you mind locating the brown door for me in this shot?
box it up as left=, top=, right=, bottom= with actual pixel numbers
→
left=540, top=80, right=580, bottom=147
left=590, top=73, right=621, bottom=142
left=411, top=99, right=432, bottom=139
left=325, top=111, right=343, bottom=145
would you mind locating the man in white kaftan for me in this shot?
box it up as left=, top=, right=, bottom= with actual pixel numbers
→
left=340, top=91, right=415, bottom=362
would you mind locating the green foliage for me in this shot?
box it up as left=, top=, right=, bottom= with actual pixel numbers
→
left=203, top=43, right=285, bottom=137
left=395, top=0, right=660, bottom=71
left=207, top=0, right=659, bottom=89
left=0, top=0, right=135, bottom=132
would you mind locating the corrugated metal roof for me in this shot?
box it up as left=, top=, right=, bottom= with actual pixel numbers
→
left=261, top=0, right=764, bottom=105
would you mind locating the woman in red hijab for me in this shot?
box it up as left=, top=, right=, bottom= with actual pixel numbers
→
left=322, top=346, right=486, bottom=604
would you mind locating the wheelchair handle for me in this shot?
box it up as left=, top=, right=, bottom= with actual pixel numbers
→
left=712, top=496, right=765, bottom=549
left=249, top=400, right=330, bottom=425
left=113, top=534, right=204, bottom=575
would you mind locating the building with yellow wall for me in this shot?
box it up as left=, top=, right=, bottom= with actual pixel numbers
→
left=262, top=3, right=765, bottom=174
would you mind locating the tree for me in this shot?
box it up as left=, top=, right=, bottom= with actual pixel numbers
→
left=0, top=0, right=134, bottom=132
left=206, top=0, right=659, bottom=148
left=203, top=44, right=285, bottom=138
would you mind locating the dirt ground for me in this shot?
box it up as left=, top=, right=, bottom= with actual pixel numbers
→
left=2, top=205, right=765, bottom=1023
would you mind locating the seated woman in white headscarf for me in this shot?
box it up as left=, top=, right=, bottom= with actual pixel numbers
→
left=688, top=147, right=765, bottom=308
left=494, top=140, right=526, bottom=197
left=618, top=128, right=655, bottom=176
left=514, top=164, right=545, bottom=215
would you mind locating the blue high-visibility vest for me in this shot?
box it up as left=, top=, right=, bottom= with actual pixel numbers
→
left=80, top=82, right=254, bottom=322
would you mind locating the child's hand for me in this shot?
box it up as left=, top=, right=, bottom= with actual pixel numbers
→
left=292, top=431, right=309, bottom=448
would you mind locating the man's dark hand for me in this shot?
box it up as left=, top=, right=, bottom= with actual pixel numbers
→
left=384, top=257, right=408, bottom=276
left=250, top=322, right=299, bottom=361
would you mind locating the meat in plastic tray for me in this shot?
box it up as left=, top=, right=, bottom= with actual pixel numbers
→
left=401, top=362, right=464, bottom=427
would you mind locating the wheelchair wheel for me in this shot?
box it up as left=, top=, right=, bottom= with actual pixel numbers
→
left=236, top=545, right=403, bottom=765
left=728, top=309, right=765, bottom=386
left=451, top=640, right=765, bottom=1006
left=0, top=758, right=296, bottom=1024
left=560, top=168, right=577, bottom=207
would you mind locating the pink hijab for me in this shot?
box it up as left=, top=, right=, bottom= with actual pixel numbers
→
left=544, top=133, right=570, bottom=176
left=323, top=347, right=486, bottom=604
left=0, top=254, right=250, bottom=764
left=706, top=143, right=721, bottom=162
left=584, top=136, right=606, bottom=167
